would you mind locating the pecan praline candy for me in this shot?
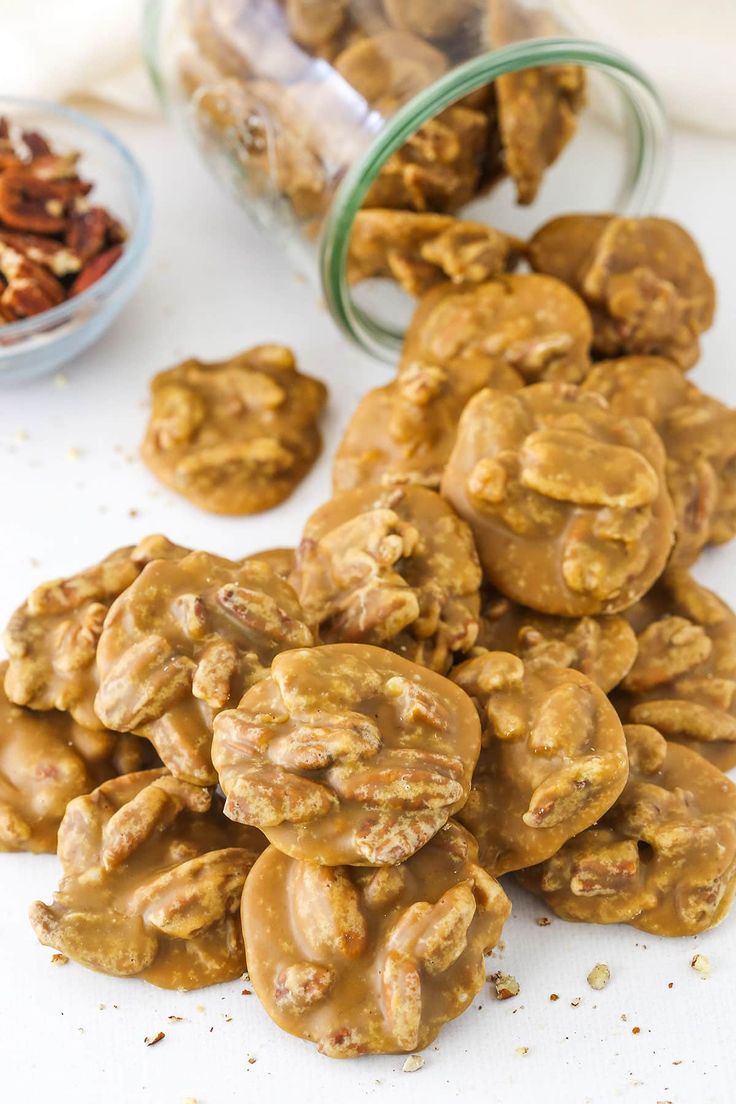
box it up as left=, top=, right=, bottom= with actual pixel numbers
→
left=212, top=643, right=481, bottom=865
left=242, top=821, right=510, bottom=1056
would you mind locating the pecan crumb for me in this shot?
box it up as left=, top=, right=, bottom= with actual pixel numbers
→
left=491, top=971, right=520, bottom=1000
left=549, top=993, right=559, bottom=1002
left=241, top=988, right=252, bottom=996
left=167, top=1015, right=185, bottom=1023
left=631, top=1026, right=641, bottom=1035
left=402, top=1055, right=425, bottom=1073
left=570, top=997, right=581, bottom=1007
left=587, top=963, right=610, bottom=990
left=535, top=916, right=551, bottom=927
left=515, top=1047, right=529, bottom=1056
left=247, top=1056, right=257, bottom=1065
left=691, top=953, right=711, bottom=978
left=50, top=953, right=68, bottom=966
left=667, top=982, right=674, bottom=989
left=144, top=1031, right=165, bottom=1047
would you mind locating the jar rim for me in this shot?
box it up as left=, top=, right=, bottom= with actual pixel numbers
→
left=319, top=36, right=670, bottom=364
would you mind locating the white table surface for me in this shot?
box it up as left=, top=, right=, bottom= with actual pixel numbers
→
left=1, top=104, right=735, bottom=1104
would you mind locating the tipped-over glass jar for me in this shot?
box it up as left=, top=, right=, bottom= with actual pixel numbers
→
left=145, top=0, right=668, bottom=361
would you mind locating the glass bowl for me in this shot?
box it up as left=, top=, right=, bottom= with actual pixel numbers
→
left=0, top=97, right=151, bottom=386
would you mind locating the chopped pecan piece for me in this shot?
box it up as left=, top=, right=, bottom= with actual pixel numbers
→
left=30, top=769, right=265, bottom=989
left=242, top=821, right=509, bottom=1056
left=519, top=725, right=736, bottom=936
left=452, top=652, right=628, bottom=874
left=141, top=345, right=326, bottom=515
left=442, top=383, right=675, bottom=616
left=212, top=643, right=481, bottom=865
left=290, top=485, right=481, bottom=673
left=94, top=551, right=314, bottom=784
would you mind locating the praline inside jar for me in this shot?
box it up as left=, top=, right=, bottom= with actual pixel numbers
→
left=147, top=0, right=668, bottom=360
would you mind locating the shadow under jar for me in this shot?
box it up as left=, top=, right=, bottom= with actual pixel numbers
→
left=145, top=0, right=668, bottom=361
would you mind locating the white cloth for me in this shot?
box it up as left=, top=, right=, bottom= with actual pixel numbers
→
left=0, top=0, right=159, bottom=115
left=557, top=0, right=736, bottom=136
left=1, top=0, right=734, bottom=133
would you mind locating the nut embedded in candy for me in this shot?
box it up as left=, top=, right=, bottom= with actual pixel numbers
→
left=141, top=344, right=327, bottom=515
left=582, top=355, right=736, bottom=564
left=94, top=551, right=314, bottom=784
left=0, top=663, right=150, bottom=854
left=614, top=568, right=736, bottom=771
left=347, top=209, right=522, bottom=296
left=400, top=274, right=593, bottom=386
left=3, top=535, right=187, bottom=730
left=241, top=821, right=510, bottom=1056
left=29, top=769, right=265, bottom=988
left=452, top=651, right=629, bottom=874
left=476, top=589, right=638, bottom=693
left=290, top=484, right=482, bottom=673
left=528, top=215, right=716, bottom=368
left=212, top=643, right=481, bottom=865
left=441, top=382, right=675, bottom=616
left=518, top=725, right=736, bottom=936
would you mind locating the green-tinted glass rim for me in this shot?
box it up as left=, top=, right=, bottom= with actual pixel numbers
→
left=319, top=37, right=669, bottom=363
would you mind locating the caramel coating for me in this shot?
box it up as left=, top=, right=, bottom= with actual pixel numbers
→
left=441, top=383, right=675, bottom=616
left=518, top=725, right=736, bottom=936
left=141, top=344, right=327, bottom=515
left=332, top=356, right=522, bottom=493
left=94, top=551, right=314, bottom=785
left=30, top=769, right=265, bottom=988
left=347, top=210, right=521, bottom=297
left=582, top=356, right=736, bottom=563
left=490, top=0, right=586, bottom=204
left=0, top=664, right=150, bottom=853
left=363, top=103, right=492, bottom=213
left=476, top=589, right=638, bottom=693
left=382, top=0, right=480, bottom=41
left=3, top=535, right=187, bottom=730
left=400, top=274, right=593, bottom=386
left=212, top=643, right=481, bottom=865
left=290, top=485, right=481, bottom=672
left=242, top=547, right=295, bottom=581
left=452, top=652, right=628, bottom=874
left=242, top=821, right=509, bottom=1056
left=614, top=569, right=736, bottom=771
left=334, top=30, right=447, bottom=115
left=286, top=0, right=347, bottom=50
left=528, top=215, right=716, bottom=368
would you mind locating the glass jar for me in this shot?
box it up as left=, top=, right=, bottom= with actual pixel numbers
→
left=144, top=0, right=668, bottom=362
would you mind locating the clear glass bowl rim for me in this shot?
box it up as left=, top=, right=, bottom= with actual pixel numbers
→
left=318, top=36, right=670, bottom=362
left=0, top=96, right=152, bottom=343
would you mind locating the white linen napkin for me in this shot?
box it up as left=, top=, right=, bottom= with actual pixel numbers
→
left=1, top=0, right=734, bottom=132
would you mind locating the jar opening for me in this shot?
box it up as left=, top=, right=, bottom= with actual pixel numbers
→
left=319, top=37, right=668, bottom=363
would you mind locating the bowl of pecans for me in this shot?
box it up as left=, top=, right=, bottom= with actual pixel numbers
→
left=0, top=97, right=151, bottom=385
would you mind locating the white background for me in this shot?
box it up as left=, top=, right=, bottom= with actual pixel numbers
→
left=0, top=106, right=734, bottom=1104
